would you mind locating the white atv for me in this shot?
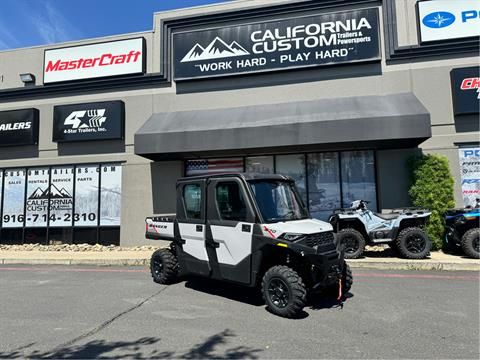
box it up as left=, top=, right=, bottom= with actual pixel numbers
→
left=329, top=200, right=432, bottom=259
left=145, top=173, right=352, bottom=318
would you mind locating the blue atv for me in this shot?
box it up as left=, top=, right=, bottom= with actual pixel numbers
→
left=444, top=199, right=480, bottom=259
left=329, top=200, right=432, bottom=259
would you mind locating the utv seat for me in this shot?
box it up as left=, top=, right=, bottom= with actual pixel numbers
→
left=374, top=213, right=400, bottom=220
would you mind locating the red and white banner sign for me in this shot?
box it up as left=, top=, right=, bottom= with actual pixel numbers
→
left=44, top=38, right=144, bottom=83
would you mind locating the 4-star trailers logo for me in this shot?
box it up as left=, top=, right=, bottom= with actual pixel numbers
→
left=173, top=8, right=380, bottom=80
left=63, top=109, right=107, bottom=134
left=53, top=101, right=124, bottom=142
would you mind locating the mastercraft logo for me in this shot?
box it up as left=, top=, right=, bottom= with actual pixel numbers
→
left=422, top=11, right=456, bottom=28
left=181, top=37, right=250, bottom=62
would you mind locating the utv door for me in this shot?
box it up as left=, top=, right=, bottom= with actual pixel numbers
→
left=175, top=180, right=210, bottom=277
left=206, top=177, right=256, bottom=284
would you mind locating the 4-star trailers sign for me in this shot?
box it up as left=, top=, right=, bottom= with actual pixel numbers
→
left=173, top=8, right=380, bottom=80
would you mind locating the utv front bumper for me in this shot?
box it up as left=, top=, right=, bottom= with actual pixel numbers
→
left=306, top=250, right=345, bottom=288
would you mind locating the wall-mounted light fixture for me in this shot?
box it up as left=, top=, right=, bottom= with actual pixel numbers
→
left=19, top=73, right=36, bottom=85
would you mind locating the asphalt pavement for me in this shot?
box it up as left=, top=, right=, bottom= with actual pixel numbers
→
left=0, top=265, right=478, bottom=359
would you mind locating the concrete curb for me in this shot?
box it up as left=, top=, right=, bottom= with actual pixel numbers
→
left=1, top=257, right=478, bottom=271
left=1, top=258, right=149, bottom=266
left=347, top=260, right=480, bottom=272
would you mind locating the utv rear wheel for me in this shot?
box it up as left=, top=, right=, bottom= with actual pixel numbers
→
left=337, top=228, right=366, bottom=259
left=150, top=248, right=179, bottom=284
left=461, top=228, right=480, bottom=259
left=262, top=265, right=306, bottom=318
left=395, top=227, right=431, bottom=259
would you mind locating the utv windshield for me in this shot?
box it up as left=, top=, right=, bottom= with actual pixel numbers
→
left=248, top=180, right=309, bottom=223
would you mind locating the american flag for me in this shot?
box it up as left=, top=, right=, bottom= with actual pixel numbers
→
left=186, top=158, right=244, bottom=176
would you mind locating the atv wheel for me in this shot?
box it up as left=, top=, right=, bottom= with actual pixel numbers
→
left=395, top=227, right=431, bottom=259
left=461, top=228, right=480, bottom=259
left=261, top=265, right=306, bottom=318
left=150, top=248, right=179, bottom=284
left=337, top=228, right=366, bottom=259
left=341, top=262, right=353, bottom=295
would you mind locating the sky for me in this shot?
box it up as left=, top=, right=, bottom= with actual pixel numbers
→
left=0, top=0, right=231, bottom=50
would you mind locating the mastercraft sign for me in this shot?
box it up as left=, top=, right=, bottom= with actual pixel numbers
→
left=418, top=0, right=480, bottom=42
left=44, top=38, right=145, bottom=83
left=173, top=8, right=380, bottom=80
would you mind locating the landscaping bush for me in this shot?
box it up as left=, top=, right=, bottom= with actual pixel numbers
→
left=408, top=154, right=455, bottom=250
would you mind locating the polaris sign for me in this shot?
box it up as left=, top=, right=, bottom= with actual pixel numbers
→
left=173, top=8, right=380, bottom=80
left=53, top=101, right=124, bottom=142
left=44, top=38, right=145, bottom=83
left=418, top=0, right=480, bottom=42
left=0, top=109, right=39, bottom=147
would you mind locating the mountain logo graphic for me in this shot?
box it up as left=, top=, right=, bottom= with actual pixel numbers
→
left=181, top=37, right=250, bottom=63
left=28, top=184, right=72, bottom=200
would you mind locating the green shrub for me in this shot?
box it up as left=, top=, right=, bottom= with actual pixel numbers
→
left=408, top=154, right=455, bottom=250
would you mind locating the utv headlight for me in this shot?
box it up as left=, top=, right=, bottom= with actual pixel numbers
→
left=455, top=216, right=466, bottom=225
left=279, top=233, right=304, bottom=241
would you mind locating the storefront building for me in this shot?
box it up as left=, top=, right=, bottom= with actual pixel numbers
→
left=0, top=0, right=478, bottom=246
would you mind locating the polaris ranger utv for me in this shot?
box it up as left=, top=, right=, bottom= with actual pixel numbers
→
left=145, top=173, right=352, bottom=318
left=444, top=199, right=480, bottom=259
left=329, top=200, right=432, bottom=259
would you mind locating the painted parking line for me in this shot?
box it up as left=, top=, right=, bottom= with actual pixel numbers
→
left=0, top=266, right=148, bottom=273
left=354, top=273, right=480, bottom=280
left=0, top=265, right=478, bottom=280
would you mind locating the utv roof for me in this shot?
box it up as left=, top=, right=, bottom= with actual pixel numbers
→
left=178, top=173, right=294, bottom=182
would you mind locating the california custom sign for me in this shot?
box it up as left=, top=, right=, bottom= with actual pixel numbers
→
left=44, top=38, right=145, bottom=84
left=173, top=8, right=380, bottom=80
left=53, top=101, right=125, bottom=142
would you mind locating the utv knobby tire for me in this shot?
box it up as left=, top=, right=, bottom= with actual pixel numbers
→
left=150, top=248, right=179, bottom=284
left=395, top=227, right=431, bottom=259
left=461, top=228, right=480, bottom=259
left=342, top=262, right=353, bottom=295
left=261, top=265, right=306, bottom=318
left=337, top=228, right=366, bottom=259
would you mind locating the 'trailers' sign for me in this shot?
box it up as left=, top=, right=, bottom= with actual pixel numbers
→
left=173, top=8, right=381, bottom=80
left=0, top=109, right=39, bottom=147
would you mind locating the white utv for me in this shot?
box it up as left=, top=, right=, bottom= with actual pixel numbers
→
left=145, top=173, right=352, bottom=318
left=329, top=200, right=432, bottom=259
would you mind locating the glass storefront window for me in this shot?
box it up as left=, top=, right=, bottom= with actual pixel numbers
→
left=246, top=156, right=274, bottom=174
left=341, top=151, right=377, bottom=211
left=307, top=153, right=341, bottom=220
left=276, top=154, right=307, bottom=204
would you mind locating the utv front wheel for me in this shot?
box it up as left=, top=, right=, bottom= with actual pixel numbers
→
left=261, top=265, right=306, bottom=318
left=461, top=228, right=480, bottom=259
left=337, top=228, right=366, bottom=259
left=395, top=227, right=431, bottom=259
left=150, top=248, right=179, bottom=284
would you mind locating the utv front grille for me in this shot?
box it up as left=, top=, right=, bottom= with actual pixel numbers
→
left=304, top=231, right=336, bottom=252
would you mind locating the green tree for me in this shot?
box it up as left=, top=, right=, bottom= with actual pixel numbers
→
left=408, top=154, right=455, bottom=250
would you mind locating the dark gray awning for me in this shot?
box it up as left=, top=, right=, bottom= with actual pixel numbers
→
left=135, top=93, right=431, bottom=160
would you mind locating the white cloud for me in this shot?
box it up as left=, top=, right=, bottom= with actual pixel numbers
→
left=0, top=21, right=20, bottom=50
left=30, top=0, right=83, bottom=45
